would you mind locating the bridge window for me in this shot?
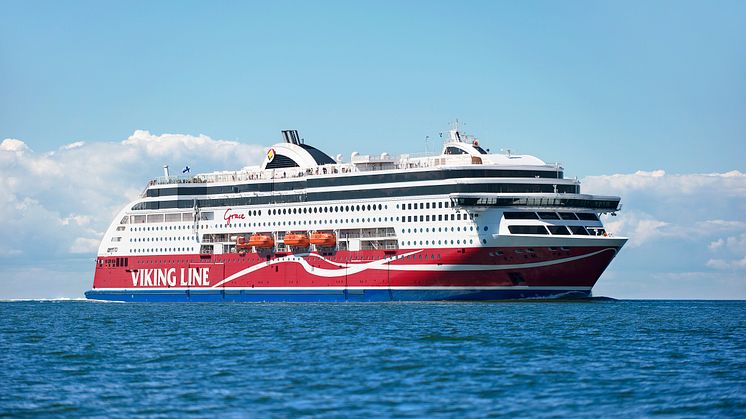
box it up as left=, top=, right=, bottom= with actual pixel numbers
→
left=538, top=212, right=560, bottom=220
left=548, top=226, right=571, bottom=235
left=569, top=226, right=589, bottom=235
left=508, top=225, right=549, bottom=235
left=504, top=212, right=539, bottom=220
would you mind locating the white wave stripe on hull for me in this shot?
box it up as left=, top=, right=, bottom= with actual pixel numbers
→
left=210, top=248, right=617, bottom=288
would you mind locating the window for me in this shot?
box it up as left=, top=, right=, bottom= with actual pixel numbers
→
left=504, top=212, right=539, bottom=220
left=569, top=226, right=589, bottom=235
left=577, top=213, right=599, bottom=221
left=538, top=212, right=560, bottom=220
left=559, top=212, right=578, bottom=220
left=548, top=226, right=571, bottom=235
left=508, top=225, right=549, bottom=235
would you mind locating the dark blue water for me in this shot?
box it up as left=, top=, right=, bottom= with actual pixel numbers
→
left=1, top=301, right=744, bottom=417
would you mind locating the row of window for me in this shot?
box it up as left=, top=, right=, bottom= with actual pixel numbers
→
left=402, top=213, right=473, bottom=223
left=508, top=225, right=606, bottom=236
left=145, top=168, right=567, bottom=198
left=129, top=247, right=195, bottom=254
left=267, top=203, right=386, bottom=216
left=401, top=225, right=485, bottom=234
left=98, top=257, right=129, bottom=268
left=403, top=239, right=476, bottom=246
left=130, top=236, right=196, bottom=243
left=133, top=183, right=581, bottom=211
left=456, top=197, right=619, bottom=212
left=504, top=211, right=599, bottom=221
left=129, top=214, right=475, bottom=233
left=398, top=201, right=451, bottom=210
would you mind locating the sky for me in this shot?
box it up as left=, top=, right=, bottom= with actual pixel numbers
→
left=1, top=0, right=745, bottom=299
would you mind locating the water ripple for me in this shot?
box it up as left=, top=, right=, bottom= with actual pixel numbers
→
left=0, top=301, right=744, bottom=417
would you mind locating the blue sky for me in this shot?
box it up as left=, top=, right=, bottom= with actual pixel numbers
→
left=1, top=1, right=745, bottom=299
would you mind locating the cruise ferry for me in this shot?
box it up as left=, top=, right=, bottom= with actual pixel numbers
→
left=85, top=125, right=626, bottom=302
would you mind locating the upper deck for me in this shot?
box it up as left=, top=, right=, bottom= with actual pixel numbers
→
left=144, top=127, right=565, bottom=196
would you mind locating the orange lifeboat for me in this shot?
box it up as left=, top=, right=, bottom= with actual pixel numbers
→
left=310, top=232, right=336, bottom=247
left=283, top=233, right=310, bottom=247
left=248, top=234, right=274, bottom=248
left=235, top=236, right=251, bottom=249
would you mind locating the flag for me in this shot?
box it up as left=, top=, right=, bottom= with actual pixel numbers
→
left=182, top=166, right=190, bottom=174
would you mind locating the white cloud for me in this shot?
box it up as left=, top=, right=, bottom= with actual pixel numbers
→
left=603, top=212, right=670, bottom=247
left=584, top=170, right=746, bottom=197
left=62, top=141, right=85, bottom=150
left=584, top=169, right=746, bottom=298
left=69, top=238, right=101, bottom=254
left=0, top=131, right=265, bottom=265
left=0, top=138, right=30, bottom=153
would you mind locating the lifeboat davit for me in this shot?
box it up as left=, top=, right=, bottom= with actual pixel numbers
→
left=248, top=234, right=274, bottom=248
left=283, top=233, right=310, bottom=247
left=310, top=232, right=336, bottom=247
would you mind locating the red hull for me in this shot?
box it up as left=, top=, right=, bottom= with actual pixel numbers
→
left=92, top=246, right=620, bottom=291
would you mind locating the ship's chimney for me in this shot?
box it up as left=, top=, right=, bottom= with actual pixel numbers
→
left=163, top=165, right=170, bottom=178
left=281, top=130, right=301, bottom=145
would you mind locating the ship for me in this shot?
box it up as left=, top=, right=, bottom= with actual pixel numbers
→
left=85, top=125, right=627, bottom=302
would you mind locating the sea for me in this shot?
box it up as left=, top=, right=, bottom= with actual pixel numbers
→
left=0, top=300, right=744, bottom=417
